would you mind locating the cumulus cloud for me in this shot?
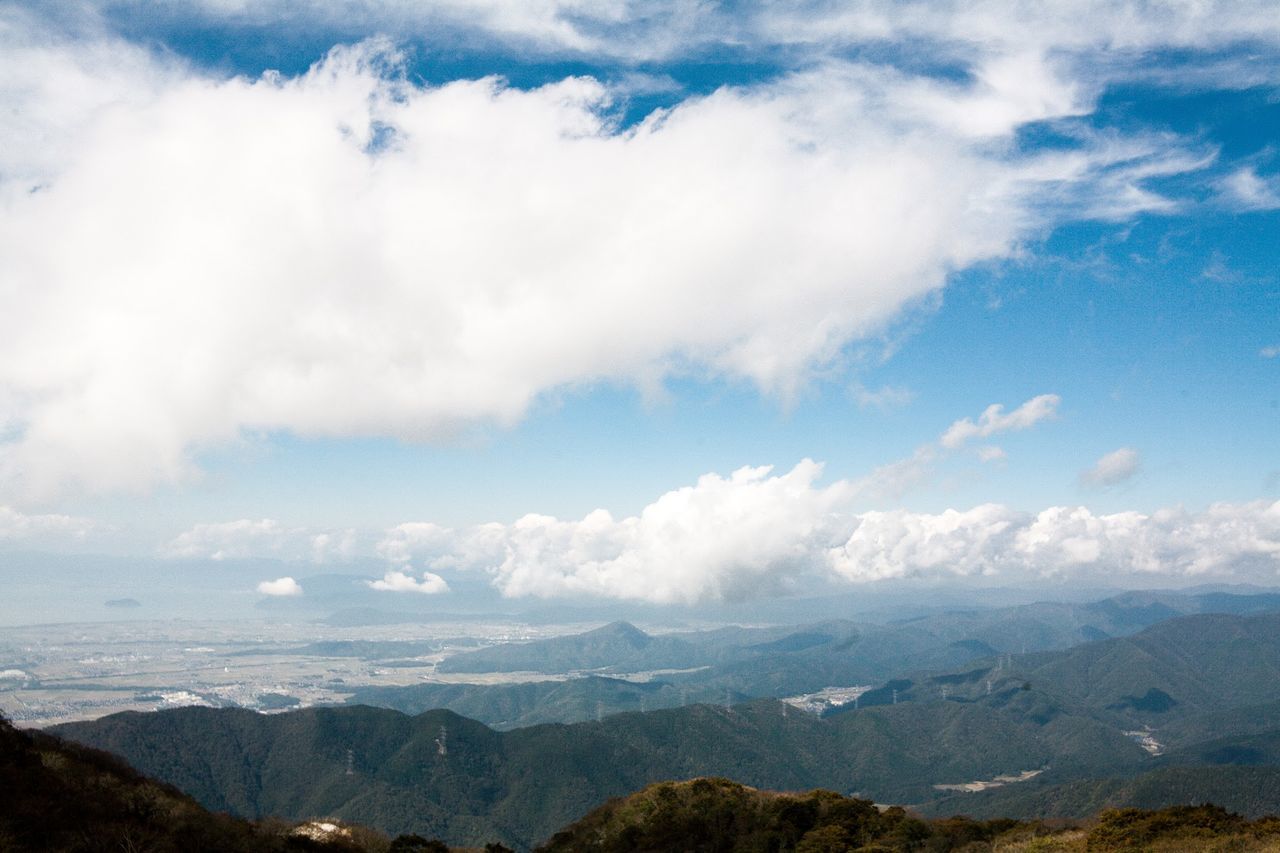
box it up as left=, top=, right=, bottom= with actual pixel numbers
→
left=162, top=519, right=355, bottom=562
left=0, top=13, right=1206, bottom=500
left=1261, top=345, right=1280, bottom=359
left=940, top=394, right=1060, bottom=449
left=406, top=484, right=1280, bottom=601
left=367, top=570, right=450, bottom=594
left=1081, top=447, right=1141, bottom=487
left=829, top=500, right=1280, bottom=584
left=353, top=430, right=1275, bottom=600
left=487, top=460, right=852, bottom=603
left=830, top=505, right=1019, bottom=581
left=256, top=576, right=303, bottom=596
left=163, top=443, right=1279, bottom=602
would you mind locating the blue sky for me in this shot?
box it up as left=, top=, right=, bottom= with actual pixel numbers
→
left=0, top=1, right=1277, bottom=611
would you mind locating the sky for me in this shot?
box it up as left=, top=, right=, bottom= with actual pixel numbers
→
left=0, top=1, right=1278, bottom=617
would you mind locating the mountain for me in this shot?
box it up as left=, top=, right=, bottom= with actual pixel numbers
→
left=15, top=708, right=1280, bottom=853
left=0, top=712, right=388, bottom=852
left=359, top=591, right=1280, bottom=726
left=50, top=694, right=1148, bottom=849
left=435, top=620, right=720, bottom=674
left=347, top=676, right=694, bottom=730
left=49, top=609, right=1280, bottom=848
left=1003, top=612, right=1280, bottom=727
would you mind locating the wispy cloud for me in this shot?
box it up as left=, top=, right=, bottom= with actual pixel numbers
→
left=0, top=505, right=98, bottom=541
left=978, top=446, right=1007, bottom=463
left=42, top=1, right=1280, bottom=68
left=162, top=519, right=355, bottom=562
left=1080, top=447, right=1141, bottom=488
left=940, top=394, right=1061, bottom=449
left=850, top=383, right=915, bottom=411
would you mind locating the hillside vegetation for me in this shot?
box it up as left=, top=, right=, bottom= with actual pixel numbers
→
left=54, top=697, right=1142, bottom=847
left=539, top=778, right=1280, bottom=853
left=11, top=722, right=1280, bottom=853
left=0, top=713, right=390, bottom=852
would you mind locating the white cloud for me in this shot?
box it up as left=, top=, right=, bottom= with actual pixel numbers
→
left=830, top=504, right=1020, bottom=581
left=163, top=447, right=1279, bottom=602
left=409, top=480, right=1280, bottom=601
left=60, top=1, right=1280, bottom=67
left=940, top=394, right=1061, bottom=449
left=486, top=460, right=852, bottom=603
left=830, top=500, right=1280, bottom=585
left=0, top=17, right=1203, bottom=500
left=978, top=446, right=1007, bottom=463
left=1261, top=345, right=1280, bottom=359
left=367, top=569, right=450, bottom=594
left=0, top=505, right=97, bottom=540
left=162, top=519, right=355, bottom=561
left=1081, top=446, right=1141, bottom=487
left=1218, top=167, right=1280, bottom=211
left=256, top=576, right=303, bottom=596
left=375, top=522, right=456, bottom=567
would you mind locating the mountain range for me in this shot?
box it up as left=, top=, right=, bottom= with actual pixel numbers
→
left=53, top=607, right=1280, bottom=849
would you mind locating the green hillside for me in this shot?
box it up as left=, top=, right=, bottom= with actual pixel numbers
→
left=347, top=675, right=690, bottom=729
left=51, top=694, right=1149, bottom=848
left=536, top=777, right=1026, bottom=852
left=0, top=713, right=390, bottom=852
left=20, top=712, right=1280, bottom=853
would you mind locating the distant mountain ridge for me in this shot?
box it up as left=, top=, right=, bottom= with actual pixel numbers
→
left=52, top=608, right=1280, bottom=848
left=353, top=590, right=1280, bottom=726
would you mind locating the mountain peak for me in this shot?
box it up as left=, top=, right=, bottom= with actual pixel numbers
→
left=590, top=621, right=651, bottom=646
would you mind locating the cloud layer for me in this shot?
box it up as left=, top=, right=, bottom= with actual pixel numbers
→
left=151, top=394, right=1277, bottom=602
left=163, top=470, right=1280, bottom=604
left=388, top=474, right=1280, bottom=602
left=0, top=11, right=1211, bottom=500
